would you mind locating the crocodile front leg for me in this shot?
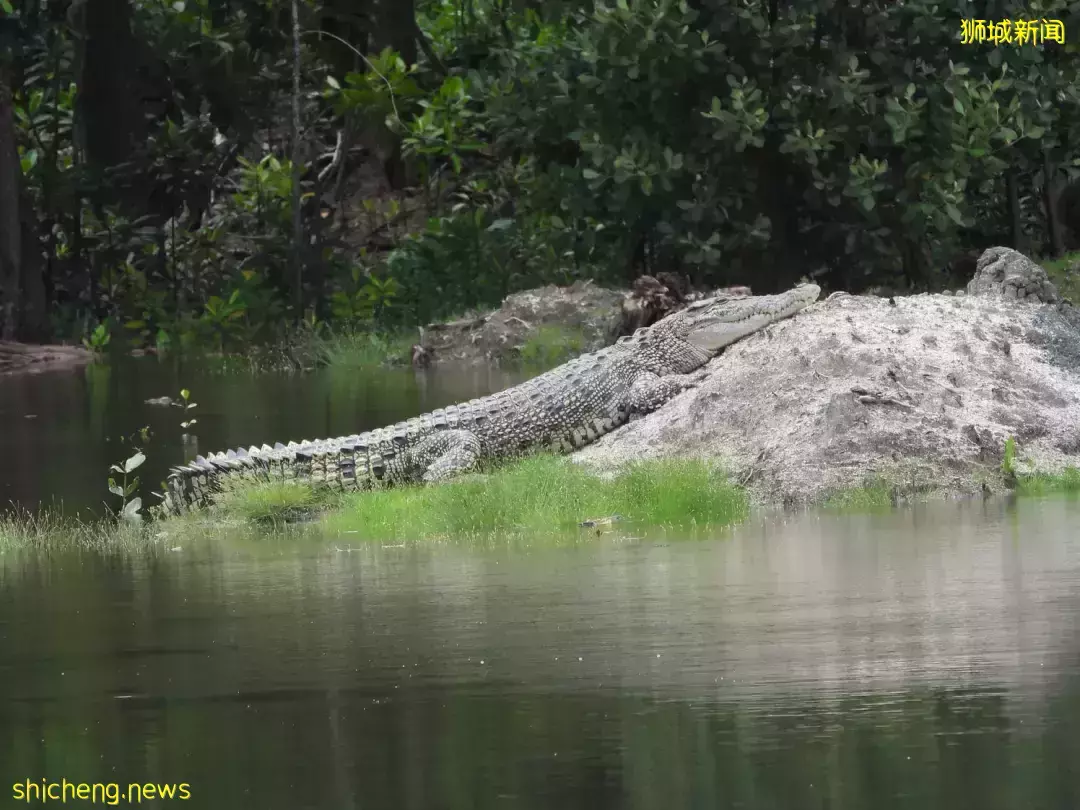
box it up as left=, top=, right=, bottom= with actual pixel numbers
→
left=626, top=369, right=708, bottom=415
left=410, top=429, right=484, bottom=483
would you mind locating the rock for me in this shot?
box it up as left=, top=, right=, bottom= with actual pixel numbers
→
left=574, top=256, right=1080, bottom=507
left=967, top=246, right=1061, bottom=304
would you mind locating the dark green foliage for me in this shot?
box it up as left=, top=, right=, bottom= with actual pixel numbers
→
left=2, top=0, right=1079, bottom=350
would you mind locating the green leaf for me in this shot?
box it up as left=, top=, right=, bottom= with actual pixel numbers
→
left=486, top=218, right=513, bottom=231
left=953, top=97, right=964, bottom=114
left=124, top=452, right=146, bottom=474
left=582, top=168, right=600, bottom=180
left=1, top=0, right=14, bottom=12
left=945, top=203, right=965, bottom=226
left=108, top=480, right=124, bottom=498
left=122, top=498, right=143, bottom=522
left=326, top=76, right=341, bottom=90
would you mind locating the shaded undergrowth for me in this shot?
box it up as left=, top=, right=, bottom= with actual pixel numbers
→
left=1041, top=251, right=1080, bottom=304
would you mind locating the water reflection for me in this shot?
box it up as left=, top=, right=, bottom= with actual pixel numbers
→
left=0, top=497, right=1078, bottom=808
left=0, top=358, right=525, bottom=514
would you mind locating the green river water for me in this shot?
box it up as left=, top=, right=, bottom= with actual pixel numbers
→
left=0, top=361, right=1078, bottom=808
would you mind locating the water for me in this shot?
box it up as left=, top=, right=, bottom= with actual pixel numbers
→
left=1, top=497, right=1079, bottom=808
left=0, top=357, right=525, bottom=514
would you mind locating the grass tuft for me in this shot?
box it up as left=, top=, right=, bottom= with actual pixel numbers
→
left=517, top=326, right=587, bottom=368
left=213, top=481, right=338, bottom=525
left=1015, top=467, right=1080, bottom=496
left=0, top=508, right=151, bottom=555
left=320, top=455, right=748, bottom=541
left=313, top=330, right=415, bottom=371
left=821, top=478, right=895, bottom=511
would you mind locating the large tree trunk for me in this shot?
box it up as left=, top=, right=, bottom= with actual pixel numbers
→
left=1006, top=169, right=1024, bottom=254
left=19, top=185, right=50, bottom=341
left=76, top=0, right=144, bottom=172
left=0, top=66, right=23, bottom=341
left=373, top=0, right=418, bottom=66
left=290, top=0, right=304, bottom=317
left=371, top=0, right=418, bottom=190
left=1043, top=149, right=1065, bottom=258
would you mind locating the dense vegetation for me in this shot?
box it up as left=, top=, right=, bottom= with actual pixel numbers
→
left=1, top=0, right=1079, bottom=356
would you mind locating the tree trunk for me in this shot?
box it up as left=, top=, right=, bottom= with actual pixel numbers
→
left=290, top=0, right=304, bottom=318
left=1043, top=149, right=1065, bottom=258
left=1006, top=169, right=1024, bottom=254
left=19, top=185, right=50, bottom=341
left=76, top=0, right=142, bottom=169
left=0, top=66, right=23, bottom=341
left=372, top=0, right=418, bottom=190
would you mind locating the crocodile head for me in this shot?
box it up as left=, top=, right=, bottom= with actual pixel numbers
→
left=669, top=283, right=821, bottom=354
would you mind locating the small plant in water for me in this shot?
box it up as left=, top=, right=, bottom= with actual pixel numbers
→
left=108, top=426, right=150, bottom=523
left=82, top=320, right=112, bottom=353
left=1002, top=436, right=1018, bottom=485
left=179, top=388, right=198, bottom=430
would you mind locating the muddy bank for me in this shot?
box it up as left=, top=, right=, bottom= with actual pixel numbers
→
left=0, top=342, right=93, bottom=375
left=574, top=248, right=1080, bottom=507
left=418, top=281, right=624, bottom=365
left=417, top=273, right=725, bottom=365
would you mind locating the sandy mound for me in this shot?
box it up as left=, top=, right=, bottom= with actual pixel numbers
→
left=574, top=272, right=1080, bottom=506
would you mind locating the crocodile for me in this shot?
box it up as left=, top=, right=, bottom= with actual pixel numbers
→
left=161, top=283, right=821, bottom=514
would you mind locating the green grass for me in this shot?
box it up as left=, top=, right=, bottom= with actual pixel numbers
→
left=212, top=480, right=339, bottom=526
left=319, top=455, right=748, bottom=541
left=1015, top=467, right=1080, bottom=496
left=821, top=478, right=895, bottom=512
left=312, top=330, right=415, bottom=371
left=1040, top=251, right=1080, bottom=303
left=517, top=325, right=587, bottom=368
left=5, top=455, right=1078, bottom=554
left=189, top=327, right=417, bottom=375
left=0, top=508, right=152, bottom=555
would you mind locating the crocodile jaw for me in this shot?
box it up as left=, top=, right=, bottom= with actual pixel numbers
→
left=685, top=284, right=820, bottom=353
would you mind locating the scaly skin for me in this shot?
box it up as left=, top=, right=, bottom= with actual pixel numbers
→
left=162, top=284, right=821, bottom=513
